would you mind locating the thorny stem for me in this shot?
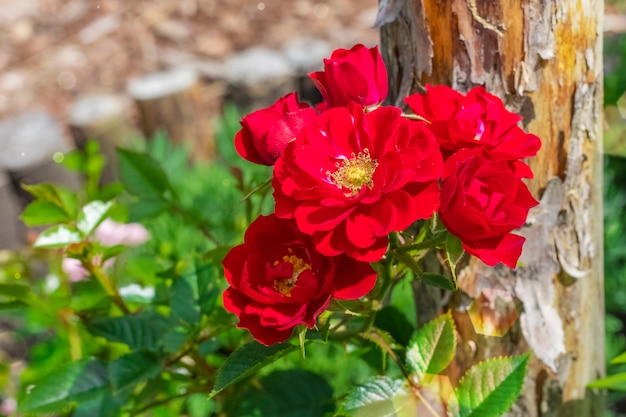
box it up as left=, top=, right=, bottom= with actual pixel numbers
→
left=374, top=333, right=443, bottom=417
left=129, top=391, right=199, bottom=417
left=329, top=242, right=396, bottom=341
left=410, top=385, right=445, bottom=417
left=395, top=232, right=447, bottom=254
left=86, top=260, right=131, bottom=314
left=169, top=203, right=221, bottom=246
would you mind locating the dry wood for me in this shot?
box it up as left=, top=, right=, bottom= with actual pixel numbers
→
left=127, top=68, right=221, bottom=161
left=0, top=111, right=81, bottom=197
left=68, top=94, right=134, bottom=183
left=0, top=169, right=25, bottom=250
left=381, top=0, right=604, bottom=414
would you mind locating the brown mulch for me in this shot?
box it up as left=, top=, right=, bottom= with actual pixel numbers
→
left=0, top=0, right=379, bottom=123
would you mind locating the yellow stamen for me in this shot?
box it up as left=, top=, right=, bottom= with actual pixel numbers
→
left=327, top=148, right=378, bottom=197
left=273, top=249, right=311, bottom=297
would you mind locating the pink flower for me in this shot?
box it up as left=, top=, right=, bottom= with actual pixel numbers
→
left=62, top=256, right=114, bottom=282
left=95, top=219, right=150, bottom=247
left=62, top=258, right=89, bottom=282
left=1, top=397, right=16, bottom=416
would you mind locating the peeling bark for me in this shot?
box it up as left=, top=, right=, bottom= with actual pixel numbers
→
left=381, top=0, right=604, bottom=415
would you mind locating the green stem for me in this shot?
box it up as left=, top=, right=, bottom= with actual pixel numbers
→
left=395, top=233, right=447, bottom=254
left=130, top=392, right=191, bottom=417
left=169, top=203, right=221, bottom=246
left=380, top=337, right=444, bottom=417
left=87, top=261, right=131, bottom=315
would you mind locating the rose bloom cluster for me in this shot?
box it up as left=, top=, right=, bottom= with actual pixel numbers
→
left=223, top=44, right=540, bottom=345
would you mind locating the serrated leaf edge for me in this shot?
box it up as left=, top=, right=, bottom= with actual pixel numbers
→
left=455, top=353, right=530, bottom=417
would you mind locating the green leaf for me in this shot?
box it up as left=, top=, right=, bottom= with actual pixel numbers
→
left=610, top=351, right=626, bottom=364
left=61, top=149, right=85, bottom=172
left=22, top=183, right=78, bottom=218
left=195, top=262, right=220, bottom=316
left=456, top=354, right=529, bottom=417
left=117, top=148, right=171, bottom=198
left=68, top=360, right=109, bottom=403
left=342, top=377, right=411, bottom=417
left=170, top=263, right=220, bottom=326
left=77, top=200, right=112, bottom=235
left=127, top=197, right=169, bottom=221
left=211, top=341, right=298, bottom=397
left=108, top=350, right=162, bottom=393
left=0, top=282, right=30, bottom=299
left=163, top=329, right=189, bottom=353
left=374, top=306, right=414, bottom=347
left=445, top=233, right=464, bottom=287
left=445, top=233, right=464, bottom=266
left=422, top=273, right=457, bottom=291
left=21, top=201, right=71, bottom=226
left=390, top=272, right=417, bottom=328
left=73, top=390, right=125, bottom=417
left=406, top=312, right=456, bottom=379
left=33, top=225, right=82, bottom=248
left=170, top=275, right=201, bottom=326
left=19, top=360, right=88, bottom=413
left=587, top=372, right=626, bottom=391
left=86, top=312, right=168, bottom=350
left=95, top=182, right=125, bottom=202
left=188, top=393, right=216, bottom=417
left=69, top=281, right=111, bottom=313
left=230, top=370, right=335, bottom=417
left=0, top=300, right=28, bottom=310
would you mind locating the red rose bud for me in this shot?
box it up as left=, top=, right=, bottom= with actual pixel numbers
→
left=273, top=103, right=442, bottom=262
left=405, top=85, right=541, bottom=161
left=222, top=214, right=376, bottom=346
left=439, top=148, right=539, bottom=268
left=234, top=92, right=317, bottom=165
left=309, top=44, right=388, bottom=109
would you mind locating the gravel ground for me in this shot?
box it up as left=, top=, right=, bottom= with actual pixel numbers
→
left=0, top=0, right=380, bottom=122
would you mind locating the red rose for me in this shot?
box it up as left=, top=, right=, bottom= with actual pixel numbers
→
left=439, top=148, right=539, bottom=268
left=222, top=214, right=376, bottom=346
left=309, top=44, right=388, bottom=109
left=273, top=103, right=442, bottom=262
left=234, top=92, right=317, bottom=165
left=405, top=85, right=541, bottom=161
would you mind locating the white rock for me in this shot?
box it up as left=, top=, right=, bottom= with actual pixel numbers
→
left=283, top=37, right=331, bottom=74
left=226, top=47, right=294, bottom=86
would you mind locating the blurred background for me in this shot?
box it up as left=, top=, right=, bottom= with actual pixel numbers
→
left=0, top=0, right=380, bottom=251
left=1, top=0, right=626, bottom=414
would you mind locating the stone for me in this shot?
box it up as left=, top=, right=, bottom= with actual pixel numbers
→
left=0, top=169, right=25, bottom=250
left=68, top=94, right=133, bottom=182
left=224, top=47, right=296, bottom=109
left=0, top=111, right=81, bottom=202
left=283, top=37, right=331, bottom=74
left=78, top=14, right=121, bottom=45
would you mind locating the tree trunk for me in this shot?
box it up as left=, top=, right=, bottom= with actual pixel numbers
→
left=380, top=0, right=605, bottom=415
left=127, top=68, right=220, bottom=161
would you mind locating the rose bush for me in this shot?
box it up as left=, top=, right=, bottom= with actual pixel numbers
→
left=12, top=41, right=541, bottom=417
left=439, top=148, right=539, bottom=268
left=222, top=214, right=376, bottom=345
left=273, top=103, right=442, bottom=262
